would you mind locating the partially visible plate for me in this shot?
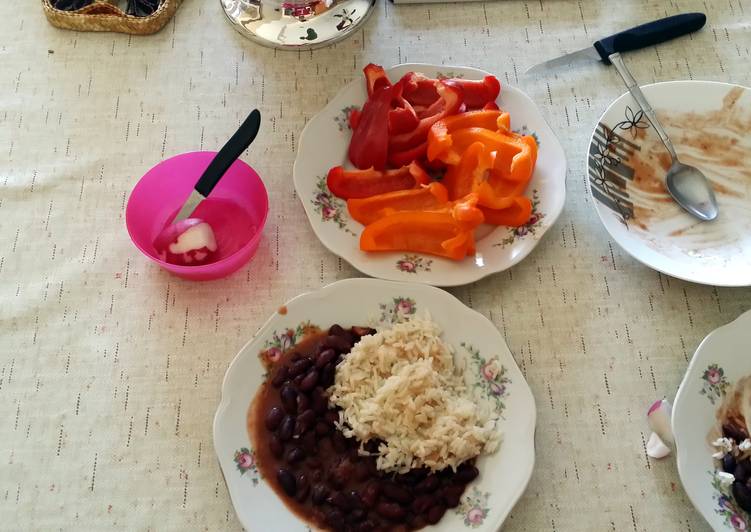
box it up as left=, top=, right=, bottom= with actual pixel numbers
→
left=213, top=278, right=537, bottom=531
left=673, top=309, right=751, bottom=530
left=293, top=63, right=567, bottom=287
left=587, top=81, right=751, bottom=286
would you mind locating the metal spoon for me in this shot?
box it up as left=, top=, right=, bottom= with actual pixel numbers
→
left=609, top=52, right=719, bottom=221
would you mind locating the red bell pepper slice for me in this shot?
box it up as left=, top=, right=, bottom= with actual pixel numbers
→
left=388, top=106, right=419, bottom=134
left=348, top=108, right=362, bottom=130
left=364, top=63, right=391, bottom=97
left=388, top=82, right=463, bottom=152
left=401, top=72, right=440, bottom=107
left=443, top=76, right=501, bottom=109
left=327, top=162, right=430, bottom=200
left=348, top=84, right=393, bottom=170
left=388, top=141, right=428, bottom=167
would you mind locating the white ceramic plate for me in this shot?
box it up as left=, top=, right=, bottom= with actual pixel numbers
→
left=293, top=64, right=567, bottom=287
left=673, top=309, right=751, bottom=530
left=214, top=278, right=536, bottom=531
left=587, top=81, right=751, bottom=286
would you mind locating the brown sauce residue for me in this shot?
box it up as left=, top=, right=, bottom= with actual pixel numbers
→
left=624, top=86, right=751, bottom=247
left=278, top=305, right=288, bottom=315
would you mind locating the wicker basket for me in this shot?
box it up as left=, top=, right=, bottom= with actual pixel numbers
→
left=42, top=0, right=182, bottom=35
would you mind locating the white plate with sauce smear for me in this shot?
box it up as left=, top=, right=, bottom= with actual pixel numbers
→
left=587, top=81, right=751, bottom=286
left=213, top=278, right=536, bottom=531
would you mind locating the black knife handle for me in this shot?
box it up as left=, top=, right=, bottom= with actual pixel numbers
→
left=195, top=109, right=262, bottom=197
left=594, top=13, right=706, bottom=64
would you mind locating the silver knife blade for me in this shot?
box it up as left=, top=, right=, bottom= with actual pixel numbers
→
left=171, top=189, right=206, bottom=224
left=525, top=46, right=603, bottom=76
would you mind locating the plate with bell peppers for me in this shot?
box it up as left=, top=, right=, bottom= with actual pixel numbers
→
left=293, top=63, right=566, bottom=286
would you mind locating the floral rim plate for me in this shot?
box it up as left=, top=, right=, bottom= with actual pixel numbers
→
left=587, top=81, right=751, bottom=286
left=293, top=63, right=567, bottom=287
left=673, top=309, right=751, bottom=530
left=213, top=278, right=537, bottom=531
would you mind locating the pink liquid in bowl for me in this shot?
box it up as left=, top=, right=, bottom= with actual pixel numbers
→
left=126, top=151, right=269, bottom=281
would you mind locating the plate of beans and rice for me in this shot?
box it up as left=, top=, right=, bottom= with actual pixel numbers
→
left=213, top=278, right=536, bottom=531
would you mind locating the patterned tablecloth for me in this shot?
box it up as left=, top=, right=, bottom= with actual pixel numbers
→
left=2, top=0, right=751, bottom=530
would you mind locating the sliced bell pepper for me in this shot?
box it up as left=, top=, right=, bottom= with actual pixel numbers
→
left=443, top=76, right=501, bottom=109
left=348, top=84, right=393, bottom=170
left=388, top=105, right=419, bottom=134
left=327, top=162, right=430, bottom=200
left=401, top=72, right=440, bottom=107
left=442, top=141, right=495, bottom=200
left=389, top=82, right=463, bottom=152
left=359, top=195, right=484, bottom=260
left=364, top=63, right=391, bottom=97
left=427, top=110, right=504, bottom=162
left=388, top=141, right=428, bottom=168
left=479, top=197, right=532, bottom=227
left=348, top=108, right=361, bottom=130
left=483, top=101, right=500, bottom=111
left=347, top=182, right=449, bottom=225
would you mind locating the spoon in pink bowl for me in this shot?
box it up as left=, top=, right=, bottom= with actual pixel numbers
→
left=154, top=109, right=262, bottom=266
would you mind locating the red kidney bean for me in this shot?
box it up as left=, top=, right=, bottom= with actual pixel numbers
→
left=289, top=358, right=312, bottom=377
left=296, top=473, right=310, bottom=503
left=321, top=362, right=336, bottom=387
left=328, top=324, right=346, bottom=337
left=327, top=491, right=352, bottom=510
left=360, top=482, right=380, bottom=508
left=323, top=334, right=353, bottom=353
left=324, top=410, right=339, bottom=426
left=399, top=468, right=427, bottom=485
left=410, top=515, right=428, bottom=529
left=427, top=504, right=447, bottom=524
left=443, top=484, right=464, bottom=508
left=330, top=459, right=354, bottom=488
left=314, top=421, right=331, bottom=436
left=268, top=433, right=284, bottom=458
left=285, top=446, right=305, bottom=463
left=323, top=508, right=344, bottom=527
left=455, top=463, right=479, bottom=483
left=307, top=457, right=322, bottom=470
left=355, top=521, right=376, bottom=532
left=296, top=394, right=310, bottom=415
left=348, top=489, right=363, bottom=509
left=299, top=369, right=319, bottom=392
left=353, top=461, right=371, bottom=482
left=311, top=483, right=328, bottom=505
left=280, top=384, right=297, bottom=414
left=351, top=326, right=377, bottom=338
left=277, top=468, right=296, bottom=497
left=416, top=474, right=440, bottom=493
left=278, top=415, right=294, bottom=441
left=265, top=406, right=284, bottom=431
left=271, top=365, right=289, bottom=387
left=348, top=508, right=366, bottom=523
left=300, top=431, right=317, bottom=454
left=311, top=387, right=328, bottom=414
left=375, top=502, right=406, bottom=521
left=723, top=423, right=749, bottom=443
left=315, top=348, right=337, bottom=369
left=382, top=482, right=412, bottom=504
left=294, top=409, right=316, bottom=437
left=411, top=494, right=434, bottom=514
left=311, top=469, right=323, bottom=482
left=734, top=481, right=751, bottom=513
left=331, top=432, right=348, bottom=453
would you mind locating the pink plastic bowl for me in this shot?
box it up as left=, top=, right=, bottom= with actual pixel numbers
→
left=126, top=151, right=269, bottom=281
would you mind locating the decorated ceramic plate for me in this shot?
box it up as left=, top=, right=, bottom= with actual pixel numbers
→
left=293, top=64, right=567, bottom=287
left=214, top=278, right=536, bottom=531
left=587, top=81, right=751, bottom=286
left=673, top=309, right=751, bottom=530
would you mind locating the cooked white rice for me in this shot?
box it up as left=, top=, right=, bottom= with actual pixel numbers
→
left=327, top=316, right=500, bottom=473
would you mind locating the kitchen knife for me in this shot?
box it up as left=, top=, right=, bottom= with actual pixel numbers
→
left=525, top=13, right=706, bottom=75
left=170, top=109, right=262, bottom=224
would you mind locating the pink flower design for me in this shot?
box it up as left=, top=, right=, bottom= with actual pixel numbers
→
left=706, top=368, right=722, bottom=385
left=489, top=382, right=505, bottom=396
left=398, top=260, right=416, bottom=273
left=237, top=452, right=254, bottom=470
left=527, top=214, right=539, bottom=225
left=396, top=299, right=414, bottom=315
left=481, top=362, right=497, bottom=381
left=467, top=507, right=485, bottom=525
left=731, top=514, right=747, bottom=530
left=515, top=226, right=529, bottom=237
left=322, top=206, right=336, bottom=220
left=279, top=330, right=295, bottom=351
left=265, top=347, right=282, bottom=362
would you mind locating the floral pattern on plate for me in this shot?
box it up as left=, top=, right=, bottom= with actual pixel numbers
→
left=396, top=254, right=433, bottom=274
left=701, top=363, right=731, bottom=405
left=378, top=297, right=417, bottom=324
left=463, top=342, right=511, bottom=413
left=494, top=190, right=545, bottom=248
left=334, top=105, right=360, bottom=132
left=456, top=486, right=491, bottom=528
left=711, top=471, right=749, bottom=531
left=260, top=321, right=318, bottom=363
left=233, top=448, right=260, bottom=485
left=311, top=176, right=356, bottom=236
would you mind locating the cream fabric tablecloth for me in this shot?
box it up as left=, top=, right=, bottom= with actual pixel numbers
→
left=2, top=0, right=751, bottom=530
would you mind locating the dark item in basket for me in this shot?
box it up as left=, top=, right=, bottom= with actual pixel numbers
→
left=53, top=0, right=93, bottom=9
left=126, top=0, right=161, bottom=16
left=43, top=0, right=180, bottom=35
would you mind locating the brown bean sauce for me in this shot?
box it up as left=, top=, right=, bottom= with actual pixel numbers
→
left=248, top=324, right=479, bottom=532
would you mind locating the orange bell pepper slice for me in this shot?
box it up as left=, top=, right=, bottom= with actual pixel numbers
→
left=347, top=182, right=449, bottom=226
left=427, top=110, right=509, bottom=162
left=359, top=195, right=484, bottom=260
left=479, top=197, right=532, bottom=227
left=442, top=141, right=495, bottom=201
